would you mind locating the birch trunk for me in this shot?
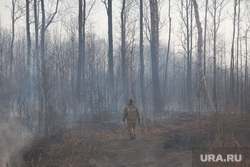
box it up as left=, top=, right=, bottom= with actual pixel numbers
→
left=192, top=0, right=216, bottom=113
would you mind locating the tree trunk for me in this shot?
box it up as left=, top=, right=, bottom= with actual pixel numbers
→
left=41, top=0, right=45, bottom=77
left=240, top=33, right=243, bottom=111
left=150, top=0, right=162, bottom=115
left=164, top=0, right=171, bottom=104
left=245, top=29, right=248, bottom=116
left=34, top=0, right=39, bottom=82
left=185, top=0, right=192, bottom=112
left=213, top=0, right=217, bottom=111
left=204, top=0, right=208, bottom=77
left=108, top=0, right=115, bottom=111
left=192, top=0, right=216, bottom=113
left=34, top=0, right=40, bottom=135
left=189, top=0, right=193, bottom=111
left=230, top=0, right=237, bottom=106
left=10, top=0, right=15, bottom=76
left=77, top=0, right=83, bottom=100
left=40, top=0, right=48, bottom=138
left=140, top=0, right=147, bottom=130
left=76, top=0, right=86, bottom=109
left=82, top=0, right=86, bottom=96
left=236, top=0, right=240, bottom=109
left=121, top=0, right=128, bottom=102
left=26, top=0, right=32, bottom=105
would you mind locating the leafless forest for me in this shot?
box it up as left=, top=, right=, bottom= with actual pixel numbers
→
left=0, top=0, right=250, bottom=166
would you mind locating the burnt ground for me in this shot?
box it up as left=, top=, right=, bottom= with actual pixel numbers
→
left=21, top=112, right=250, bottom=167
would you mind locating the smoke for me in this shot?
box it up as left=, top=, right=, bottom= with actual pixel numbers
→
left=0, top=110, right=32, bottom=166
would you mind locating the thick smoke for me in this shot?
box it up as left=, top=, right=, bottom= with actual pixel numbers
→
left=0, top=107, right=32, bottom=166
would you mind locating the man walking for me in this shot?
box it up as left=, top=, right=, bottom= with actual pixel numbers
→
left=123, top=98, right=140, bottom=140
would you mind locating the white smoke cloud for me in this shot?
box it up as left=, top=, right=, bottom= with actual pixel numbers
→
left=0, top=111, right=32, bottom=166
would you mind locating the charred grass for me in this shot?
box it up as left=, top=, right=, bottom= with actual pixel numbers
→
left=23, top=130, right=102, bottom=167
left=21, top=112, right=250, bottom=167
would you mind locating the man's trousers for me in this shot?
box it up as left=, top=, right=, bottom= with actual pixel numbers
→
left=127, top=122, right=136, bottom=139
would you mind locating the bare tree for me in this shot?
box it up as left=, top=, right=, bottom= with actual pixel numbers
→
left=236, top=0, right=241, bottom=109
left=76, top=0, right=96, bottom=112
left=102, top=0, right=115, bottom=111
left=244, top=26, right=249, bottom=116
left=139, top=0, right=148, bottom=130
left=150, top=0, right=162, bottom=115
left=107, top=0, right=115, bottom=111
left=230, top=0, right=237, bottom=105
left=209, top=0, right=227, bottom=111
left=164, top=0, right=171, bottom=104
left=179, top=0, right=193, bottom=111
left=26, top=0, right=31, bottom=106
left=33, top=0, right=42, bottom=135
left=204, top=0, right=208, bottom=77
left=189, top=0, right=193, bottom=111
left=140, top=0, right=146, bottom=111
left=192, top=0, right=216, bottom=113
left=10, top=0, right=23, bottom=76
left=40, top=0, right=59, bottom=138
left=34, top=0, right=39, bottom=81
left=121, top=0, right=128, bottom=103
left=77, top=0, right=83, bottom=101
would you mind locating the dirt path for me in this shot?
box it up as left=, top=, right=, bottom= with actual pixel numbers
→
left=91, top=122, right=192, bottom=167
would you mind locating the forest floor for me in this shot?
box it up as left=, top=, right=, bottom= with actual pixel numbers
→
left=21, top=112, right=250, bottom=167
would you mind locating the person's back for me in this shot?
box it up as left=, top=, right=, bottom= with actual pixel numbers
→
left=124, top=103, right=139, bottom=123
left=123, top=98, right=140, bottom=140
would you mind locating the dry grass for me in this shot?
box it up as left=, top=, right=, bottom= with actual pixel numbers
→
left=19, top=112, right=250, bottom=167
left=24, top=130, right=102, bottom=167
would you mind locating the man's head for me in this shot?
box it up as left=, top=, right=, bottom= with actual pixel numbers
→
left=128, top=98, right=134, bottom=105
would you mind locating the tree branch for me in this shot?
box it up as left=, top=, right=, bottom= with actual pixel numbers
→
left=45, top=0, right=59, bottom=31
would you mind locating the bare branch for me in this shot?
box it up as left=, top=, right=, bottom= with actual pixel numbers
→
left=45, top=0, right=59, bottom=31
left=101, top=0, right=108, bottom=14
left=85, top=0, right=96, bottom=21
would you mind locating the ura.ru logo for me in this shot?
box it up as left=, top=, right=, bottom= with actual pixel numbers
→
left=200, top=154, right=242, bottom=162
